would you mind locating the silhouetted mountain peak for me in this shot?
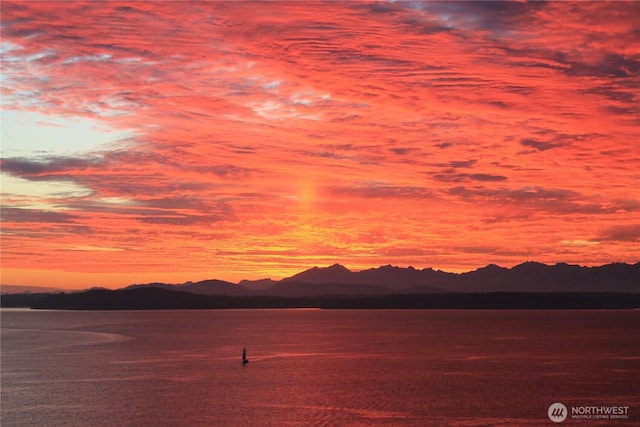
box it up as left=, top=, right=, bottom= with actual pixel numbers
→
left=122, top=261, right=639, bottom=297
left=475, top=263, right=505, bottom=272
left=513, top=261, right=547, bottom=270
left=125, top=279, right=251, bottom=296
left=324, top=263, right=351, bottom=273
left=182, top=280, right=250, bottom=296
left=283, top=263, right=353, bottom=284
left=239, top=278, right=278, bottom=291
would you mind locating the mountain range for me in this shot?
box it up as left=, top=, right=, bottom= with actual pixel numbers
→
left=119, top=262, right=639, bottom=297
left=2, top=262, right=638, bottom=299
left=3, top=262, right=639, bottom=310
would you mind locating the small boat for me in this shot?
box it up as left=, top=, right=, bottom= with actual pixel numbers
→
left=242, top=347, right=249, bottom=364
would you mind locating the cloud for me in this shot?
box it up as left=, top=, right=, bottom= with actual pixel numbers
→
left=446, top=186, right=636, bottom=216
left=520, top=139, right=562, bottom=152
left=448, top=185, right=574, bottom=202
left=328, top=182, right=433, bottom=199
left=448, top=160, right=477, bottom=169
left=431, top=159, right=507, bottom=182
left=434, top=172, right=507, bottom=183
left=454, top=245, right=500, bottom=254
left=597, top=224, right=640, bottom=242
left=1, top=207, right=78, bottom=224
left=1, top=1, right=638, bottom=284
left=565, top=53, right=640, bottom=79
left=0, top=156, right=104, bottom=180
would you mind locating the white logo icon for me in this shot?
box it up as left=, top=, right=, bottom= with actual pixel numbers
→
left=548, top=402, right=568, bottom=423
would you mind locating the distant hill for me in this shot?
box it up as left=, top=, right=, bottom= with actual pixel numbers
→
left=1, top=284, right=66, bottom=294
left=182, top=279, right=253, bottom=296
left=23, top=287, right=640, bottom=310
left=122, top=261, right=638, bottom=297
left=282, top=263, right=354, bottom=284
left=124, top=279, right=253, bottom=296
left=3, top=262, right=638, bottom=309
left=238, top=278, right=278, bottom=291
left=279, top=263, right=450, bottom=293
left=1, top=292, right=53, bottom=307
left=264, top=280, right=394, bottom=297
left=277, top=262, right=639, bottom=293
left=32, top=288, right=215, bottom=310
left=453, top=262, right=640, bottom=293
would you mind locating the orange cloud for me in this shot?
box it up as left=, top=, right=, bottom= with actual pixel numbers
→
left=1, top=1, right=638, bottom=288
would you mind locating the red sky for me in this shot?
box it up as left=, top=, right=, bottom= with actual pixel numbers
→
left=1, top=1, right=639, bottom=289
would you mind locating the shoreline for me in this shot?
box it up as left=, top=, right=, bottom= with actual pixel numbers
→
left=2, top=288, right=639, bottom=311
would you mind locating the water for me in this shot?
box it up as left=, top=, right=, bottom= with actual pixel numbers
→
left=1, top=309, right=638, bottom=426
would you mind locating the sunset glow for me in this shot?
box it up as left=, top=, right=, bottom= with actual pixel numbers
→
left=1, top=1, right=638, bottom=289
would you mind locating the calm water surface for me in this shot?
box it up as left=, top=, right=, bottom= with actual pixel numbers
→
left=2, top=309, right=638, bottom=426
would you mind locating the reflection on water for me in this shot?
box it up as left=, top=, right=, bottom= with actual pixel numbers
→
left=2, top=328, right=130, bottom=348
left=2, top=309, right=638, bottom=426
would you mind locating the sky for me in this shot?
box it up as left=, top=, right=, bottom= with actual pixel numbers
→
left=1, top=1, right=639, bottom=289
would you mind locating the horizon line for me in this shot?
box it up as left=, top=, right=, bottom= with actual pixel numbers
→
left=2, top=260, right=638, bottom=292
